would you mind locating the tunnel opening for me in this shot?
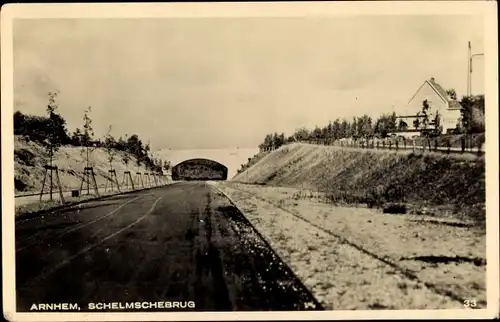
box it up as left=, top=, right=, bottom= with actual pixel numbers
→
left=171, top=158, right=228, bottom=181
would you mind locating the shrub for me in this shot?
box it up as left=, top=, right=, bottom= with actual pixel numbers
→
left=383, top=203, right=407, bottom=214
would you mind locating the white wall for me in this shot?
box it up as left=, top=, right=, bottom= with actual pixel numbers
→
left=406, top=81, right=461, bottom=133
left=441, top=109, right=462, bottom=132
left=407, top=81, right=448, bottom=119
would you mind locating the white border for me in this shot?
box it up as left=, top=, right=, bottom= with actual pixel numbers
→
left=2, top=2, right=499, bottom=321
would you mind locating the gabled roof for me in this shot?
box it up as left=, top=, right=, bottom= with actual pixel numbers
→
left=408, top=77, right=462, bottom=110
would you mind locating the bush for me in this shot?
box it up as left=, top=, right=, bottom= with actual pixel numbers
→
left=15, top=148, right=36, bottom=166
left=383, top=203, right=408, bottom=214
left=14, top=178, right=28, bottom=191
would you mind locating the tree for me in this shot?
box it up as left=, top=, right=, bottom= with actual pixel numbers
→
left=163, top=160, right=171, bottom=172
left=357, top=115, right=373, bottom=138
left=121, top=134, right=131, bottom=169
left=42, top=91, right=66, bottom=199
left=460, top=95, right=485, bottom=134
left=143, top=141, right=154, bottom=171
left=474, top=94, right=485, bottom=114
left=126, top=134, right=144, bottom=157
left=292, top=127, right=310, bottom=141
left=332, top=119, right=341, bottom=140
left=271, top=133, right=279, bottom=148
left=340, top=119, right=350, bottom=139
left=350, top=117, right=358, bottom=139
left=122, top=151, right=131, bottom=170
left=398, top=119, right=408, bottom=132
left=374, top=113, right=396, bottom=138
left=278, top=133, right=286, bottom=147
left=43, top=91, right=64, bottom=162
left=419, top=99, right=432, bottom=135
left=70, top=128, right=82, bottom=146
left=285, top=135, right=295, bottom=143
left=446, top=88, right=457, bottom=100
left=387, top=112, right=397, bottom=134
left=135, top=153, right=143, bottom=172
left=104, top=125, right=117, bottom=170
left=413, top=113, right=421, bottom=131
left=125, top=134, right=145, bottom=172
left=259, top=133, right=274, bottom=151
left=80, top=106, right=96, bottom=168
left=432, top=110, right=443, bottom=136
left=327, top=121, right=334, bottom=140
left=116, top=136, right=127, bottom=151
left=257, top=132, right=285, bottom=150
left=311, top=126, right=323, bottom=140
left=15, top=92, right=69, bottom=145
left=14, top=111, right=27, bottom=136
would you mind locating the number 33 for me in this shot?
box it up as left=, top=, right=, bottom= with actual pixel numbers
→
left=464, top=299, right=477, bottom=308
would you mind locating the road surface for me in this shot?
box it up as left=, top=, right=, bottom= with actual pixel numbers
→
left=15, top=181, right=322, bottom=312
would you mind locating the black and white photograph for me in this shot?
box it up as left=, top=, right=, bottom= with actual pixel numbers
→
left=2, top=2, right=499, bottom=321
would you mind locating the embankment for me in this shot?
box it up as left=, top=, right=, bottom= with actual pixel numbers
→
left=232, top=143, right=485, bottom=222
left=14, top=135, right=162, bottom=196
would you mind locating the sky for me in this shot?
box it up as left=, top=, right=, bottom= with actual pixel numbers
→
left=13, top=16, right=485, bottom=150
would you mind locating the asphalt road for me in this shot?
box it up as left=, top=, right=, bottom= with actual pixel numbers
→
left=15, top=181, right=322, bottom=312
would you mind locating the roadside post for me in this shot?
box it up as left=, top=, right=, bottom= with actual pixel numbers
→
left=104, top=169, right=121, bottom=193
left=79, top=167, right=100, bottom=197
left=122, top=171, right=135, bottom=190
left=39, top=165, right=65, bottom=204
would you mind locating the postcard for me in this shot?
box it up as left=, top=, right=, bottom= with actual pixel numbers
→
left=1, top=1, right=498, bottom=321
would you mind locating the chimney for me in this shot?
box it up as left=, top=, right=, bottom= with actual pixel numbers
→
left=430, top=77, right=435, bottom=82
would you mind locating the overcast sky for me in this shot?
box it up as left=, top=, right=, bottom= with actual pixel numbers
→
left=13, top=16, right=485, bottom=150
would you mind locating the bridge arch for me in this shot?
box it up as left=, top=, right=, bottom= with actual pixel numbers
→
left=171, top=158, right=228, bottom=181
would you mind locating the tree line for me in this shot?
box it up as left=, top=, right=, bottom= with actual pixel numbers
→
left=14, top=91, right=171, bottom=174
left=258, top=93, right=485, bottom=151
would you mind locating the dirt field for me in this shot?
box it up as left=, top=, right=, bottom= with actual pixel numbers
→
left=213, top=181, right=486, bottom=310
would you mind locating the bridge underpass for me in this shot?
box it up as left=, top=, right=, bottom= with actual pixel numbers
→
left=171, top=158, right=228, bottom=181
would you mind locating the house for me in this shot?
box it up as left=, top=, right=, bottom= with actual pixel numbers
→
left=395, top=77, right=462, bottom=135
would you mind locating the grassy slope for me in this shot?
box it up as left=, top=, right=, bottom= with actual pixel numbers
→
left=14, top=135, right=161, bottom=195
left=232, top=143, right=485, bottom=222
left=233, top=150, right=270, bottom=178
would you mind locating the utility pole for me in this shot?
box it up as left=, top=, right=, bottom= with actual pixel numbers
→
left=467, top=41, right=471, bottom=96
left=465, top=41, right=485, bottom=151
left=468, top=41, right=484, bottom=96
